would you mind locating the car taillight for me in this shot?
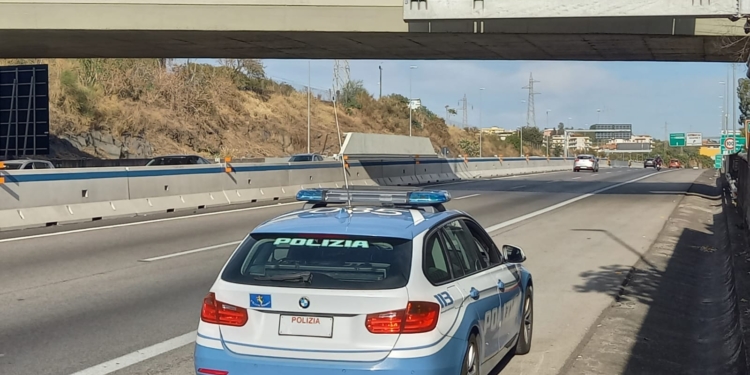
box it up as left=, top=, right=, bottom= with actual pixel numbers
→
left=201, top=292, right=248, bottom=327
left=197, top=369, right=229, bottom=375
left=365, top=301, right=440, bottom=334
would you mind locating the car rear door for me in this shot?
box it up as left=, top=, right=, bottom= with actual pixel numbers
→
left=463, top=220, right=523, bottom=357
left=437, top=219, right=502, bottom=364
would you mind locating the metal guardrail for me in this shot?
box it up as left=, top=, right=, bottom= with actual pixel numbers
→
left=727, top=153, right=749, bottom=227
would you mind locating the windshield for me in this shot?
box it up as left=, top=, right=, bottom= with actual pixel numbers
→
left=221, top=233, right=413, bottom=290
left=289, top=155, right=313, bottom=162
left=577, top=155, right=592, bottom=159
left=146, top=156, right=202, bottom=165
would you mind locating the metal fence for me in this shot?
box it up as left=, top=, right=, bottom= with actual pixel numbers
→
left=727, top=153, right=749, bottom=227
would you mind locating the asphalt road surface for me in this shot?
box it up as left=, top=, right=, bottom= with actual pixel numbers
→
left=0, top=167, right=704, bottom=375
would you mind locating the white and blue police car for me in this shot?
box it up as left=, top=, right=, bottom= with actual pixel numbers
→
left=194, top=187, right=534, bottom=375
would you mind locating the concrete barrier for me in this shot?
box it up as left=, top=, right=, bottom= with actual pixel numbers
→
left=0, top=156, right=575, bottom=231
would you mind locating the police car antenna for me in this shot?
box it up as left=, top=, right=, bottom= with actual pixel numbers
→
left=332, top=88, right=353, bottom=210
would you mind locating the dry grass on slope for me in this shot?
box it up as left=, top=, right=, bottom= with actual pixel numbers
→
left=1, top=58, right=527, bottom=158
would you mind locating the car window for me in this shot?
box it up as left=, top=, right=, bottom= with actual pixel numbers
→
left=463, top=219, right=501, bottom=266
left=33, top=162, right=50, bottom=169
left=440, top=220, right=485, bottom=277
left=290, top=155, right=314, bottom=162
left=423, top=233, right=452, bottom=284
left=221, top=233, right=413, bottom=290
left=23, top=162, right=33, bottom=169
left=2, top=163, right=22, bottom=170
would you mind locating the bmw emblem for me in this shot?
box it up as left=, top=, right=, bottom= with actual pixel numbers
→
left=299, top=297, right=310, bottom=309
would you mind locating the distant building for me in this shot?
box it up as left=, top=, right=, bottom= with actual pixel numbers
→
left=480, top=126, right=514, bottom=141
left=543, top=128, right=554, bottom=137
left=589, top=123, right=633, bottom=141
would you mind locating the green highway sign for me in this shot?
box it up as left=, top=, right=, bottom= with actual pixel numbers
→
left=669, top=133, right=685, bottom=147
left=720, top=134, right=747, bottom=154
left=715, top=154, right=723, bottom=169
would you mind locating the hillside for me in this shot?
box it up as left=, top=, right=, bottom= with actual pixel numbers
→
left=1, top=59, right=533, bottom=160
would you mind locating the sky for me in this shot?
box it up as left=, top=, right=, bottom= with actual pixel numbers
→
left=252, top=59, right=745, bottom=140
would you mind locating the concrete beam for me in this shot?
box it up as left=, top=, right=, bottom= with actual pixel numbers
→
left=403, top=0, right=740, bottom=20
left=0, top=1, right=747, bottom=61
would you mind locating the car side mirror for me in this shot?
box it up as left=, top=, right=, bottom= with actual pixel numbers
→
left=502, top=244, right=526, bottom=263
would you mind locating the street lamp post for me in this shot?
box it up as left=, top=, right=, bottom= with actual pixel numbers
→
left=409, top=65, right=417, bottom=137
left=546, top=109, right=551, bottom=156
left=479, top=87, right=485, bottom=157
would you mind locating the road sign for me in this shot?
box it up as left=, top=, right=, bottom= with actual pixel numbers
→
left=715, top=154, right=723, bottom=169
left=725, top=137, right=735, bottom=150
left=721, top=134, right=747, bottom=154
left=669, top=133, right=685, bottom=147
left=685, top=132, right=702, bottom=146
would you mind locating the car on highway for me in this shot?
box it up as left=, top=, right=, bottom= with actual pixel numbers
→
left=194, top=187, right=534, bottom=375
left=288, top=153, right=325, bottom=162
left=668, top=159, right=682, bottom=169
left=145, top=154, right=212, bottom=166
left=573, top=154, right=599, bottom=172
left=0, top=159, right=55, bottom=170
left=644, top=158, right=656, bottom=168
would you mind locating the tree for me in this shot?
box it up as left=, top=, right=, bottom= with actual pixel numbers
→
left=340, top=80, right=370, bottom=110
left=738, top=78, right=750, bottom=134
left=458, top=139, right=479, bottom=157
left=557, top=122, right=565, bottom=136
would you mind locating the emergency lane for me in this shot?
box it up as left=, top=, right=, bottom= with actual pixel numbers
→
left=0, top=167, right=675, bottom=375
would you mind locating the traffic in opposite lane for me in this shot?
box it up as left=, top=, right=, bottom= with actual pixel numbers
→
left=0, top=168, right=699, bottom=375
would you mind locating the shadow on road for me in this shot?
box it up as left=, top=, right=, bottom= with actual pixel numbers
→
left=566, top=172, right=747, bottom=375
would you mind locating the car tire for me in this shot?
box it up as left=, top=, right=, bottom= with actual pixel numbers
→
left=460, top=333, right=480, bottom=375
left=514, top=286, right=533, bottom=355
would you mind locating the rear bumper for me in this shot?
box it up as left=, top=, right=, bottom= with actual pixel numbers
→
left=194, top=337, right=466, bottom=375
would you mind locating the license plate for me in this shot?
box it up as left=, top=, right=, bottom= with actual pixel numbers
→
left=278, top=315, right=334, bottom=338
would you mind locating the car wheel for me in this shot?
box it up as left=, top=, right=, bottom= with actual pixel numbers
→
left=515, top=286, right=533, bottom=355
left=461, top=333, right=480, bottom=375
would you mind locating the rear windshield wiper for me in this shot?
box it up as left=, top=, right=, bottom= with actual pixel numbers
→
left=254, top=272, right=313, bottom=283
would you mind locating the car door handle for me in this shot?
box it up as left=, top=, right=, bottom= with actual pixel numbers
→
left=497, top=280, right=506, bottom=293
left=469, top=287, right=480, bottom=300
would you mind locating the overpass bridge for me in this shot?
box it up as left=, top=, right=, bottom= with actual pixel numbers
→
left=0, top=0, right=749, bottom=61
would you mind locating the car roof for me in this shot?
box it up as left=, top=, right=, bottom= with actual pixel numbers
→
left=252, top=206, right=461, bottom=239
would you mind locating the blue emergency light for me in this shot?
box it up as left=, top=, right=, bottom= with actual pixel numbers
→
left=295, top=188, right=451, bottom=207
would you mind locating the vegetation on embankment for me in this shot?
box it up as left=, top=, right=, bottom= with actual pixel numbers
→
left=1, top=58, right=540, bottom=159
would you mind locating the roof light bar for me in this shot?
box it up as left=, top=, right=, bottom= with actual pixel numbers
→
left=295, top=188, right=451, bottom=206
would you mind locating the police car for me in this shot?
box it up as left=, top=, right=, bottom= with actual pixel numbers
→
left=194, top=187, right=534, bottom=375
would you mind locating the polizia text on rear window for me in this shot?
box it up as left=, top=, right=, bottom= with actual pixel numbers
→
left=221, top=233, right=413, bottom=290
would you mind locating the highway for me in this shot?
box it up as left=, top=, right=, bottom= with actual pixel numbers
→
left=0, top=167, right=704, bottom=375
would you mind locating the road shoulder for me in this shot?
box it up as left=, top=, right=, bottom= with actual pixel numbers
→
left=560, top=169, right=747, bottom=375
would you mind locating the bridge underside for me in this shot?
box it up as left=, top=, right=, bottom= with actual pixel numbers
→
left=1, top=29, right=747, bottom=62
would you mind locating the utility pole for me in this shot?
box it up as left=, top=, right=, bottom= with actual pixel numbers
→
left=458, top=94, right=469, bottom=129
left=664, top=121, right=669, bottom=157
left=378, top=65, right=382, bottom=99
left=522, top=73, right=541, bottom=127
left=479, top=87, right=485, bottom=157
left=307, top=60, right=311, bottom=154
left=409, top=65, right=417, bottom=137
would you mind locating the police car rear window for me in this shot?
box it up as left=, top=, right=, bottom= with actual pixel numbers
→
left=221, top=233, right=413, bottom=290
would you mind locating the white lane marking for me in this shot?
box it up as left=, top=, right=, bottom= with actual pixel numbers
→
left=571, top=177, right=581, bottom=180
left=68, top=331, right=196, bottom=375
left=70, top=169, right=669, bottom=375
left=0, top=202, right=303, bottom=245
left=606, top=171, right=612, bottom=174
left=484, top=171, right=667, bottom=233
left=138, top=241, right=241, bottom=262
left=508, top=185, right=527, bottom=190
left=492, top=175, right=519, bottom=180
left=454, top=193, right=481, bottom=200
